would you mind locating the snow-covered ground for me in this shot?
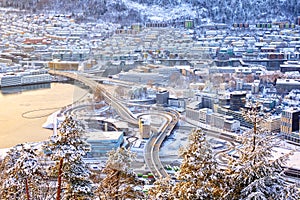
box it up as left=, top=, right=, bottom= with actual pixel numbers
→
left=273, top=145, right=300, bottom=171
left=160, top=129, right=189, bottom=157
left=0, top=148, right=9, bottom=160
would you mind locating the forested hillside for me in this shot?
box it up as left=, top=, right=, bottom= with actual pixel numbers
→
left=2, top=0, right=299, bottom=24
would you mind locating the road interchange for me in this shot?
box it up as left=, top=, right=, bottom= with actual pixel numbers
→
left=49, top=70, right=179, bottom=178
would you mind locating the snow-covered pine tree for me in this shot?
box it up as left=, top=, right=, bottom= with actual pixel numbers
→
left=44, top=116, right=93, bottom=200
left=222, top=103, right=300, bottom=200
left=172, top=129, right=223, bottom=199
left=0, top=143, right=45, bottom=200
left=148, top=176, right=174, bottom=200
left=95, top=147, right=145, bottom=200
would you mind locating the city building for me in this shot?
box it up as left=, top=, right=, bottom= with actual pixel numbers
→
left=297, top=16, right=300, bottom=25
left=156, top=90, right=169, bottom=106
left=187, top=106, right=240, bottom=132
left=0, top=74, right=21, bottom=87
left=184, top=20, right=194, bottom=29
left=261, top=99, right=276, bottom=110
left=264, top=116, right=281, bottom=133
left=280, top=107, right=300, bottom=135
left=199, top=108, right=212, bottom=123
left=236, top=79, right=244, bottom=91
left=251, top=80, right=260, bottom=94
left=210, top=112, right=225, bottom=129
left=168, top=97, right=186, bottom=109
left=118, top=71, right=166, bottom=85
left=230, top=91, right=247, bottom=111
left=86, top=131, right=124, bottom=158
left=224, top=116, right=240, bottom=132
left=280, top=61, right=300, bottom=73
left=185, top=102, right=201, bottom=121
left=48, top=60, right=79, bottom=71
left=276, top=79, right=300, bottom=95
left=201, top=93, right=217, bottom=109
left=139, top=117, right=151, bottom=139
left=216, top=105, right=253, bottom=128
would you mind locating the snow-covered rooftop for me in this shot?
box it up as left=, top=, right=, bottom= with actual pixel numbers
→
left=86, top=131, right=123, bottom=142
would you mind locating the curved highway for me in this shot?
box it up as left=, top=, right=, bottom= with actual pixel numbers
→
left=49, top=70, right=179, bottom=179
left=143, top=109, right=179, bottom=178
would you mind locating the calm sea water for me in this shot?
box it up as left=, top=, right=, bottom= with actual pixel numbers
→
left=0, top=82, right=88, bottom=148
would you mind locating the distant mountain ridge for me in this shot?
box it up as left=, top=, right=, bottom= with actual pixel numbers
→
left=1, top=0, right=300, bottom=24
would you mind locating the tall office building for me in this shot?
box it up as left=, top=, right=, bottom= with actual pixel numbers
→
left=156, top=90, right=169, bottom=106
left=139, top=117, right=151, bottom=139
left=280, top=107, right=300, bottom=134
left=230, top=91, right=247, bottom=111
left=202, top=93, right=216, bottom=109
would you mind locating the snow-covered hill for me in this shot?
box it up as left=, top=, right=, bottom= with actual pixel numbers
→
left=2, top=0, right=300, bottom=24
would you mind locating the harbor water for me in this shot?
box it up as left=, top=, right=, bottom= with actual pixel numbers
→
left=0, top=82, right=88, bottom=148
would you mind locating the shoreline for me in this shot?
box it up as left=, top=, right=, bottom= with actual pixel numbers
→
left=0, top=82, right=88, bottom=148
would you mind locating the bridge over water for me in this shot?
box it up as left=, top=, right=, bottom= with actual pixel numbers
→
left=49, top=70, right=137, bottom=125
